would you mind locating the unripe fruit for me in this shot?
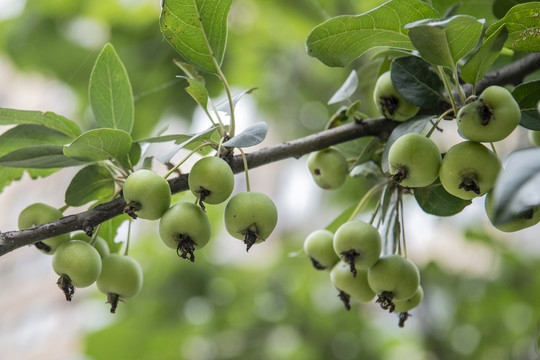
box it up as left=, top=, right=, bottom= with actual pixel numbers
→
left=97, top=254, right=143, bottom=313
left=529, top=130, right=540, bottom=147
left=374, top=71, right=420, bottom=121
left=457, top=86, right=521, bottom=142
left=367, top=255, right=420, bottom=303
left=303, top=229, right=339, bottom=270
left=484, top=191, right=540, bottom=232
left=159, top=202, right=211, bottom=262
left=388, top=133, right=441, bottom=187
left=18, top=203, right=70, bottom=254
left=224, top=191, right=278, bottom=251
left=439, top=141, right=502, bottom=200
left=307, top=148, right=349, bottom=189
left=53, top=240, right=102, bottom=300
left=393, top=286, right=423, bottom=313
left=189, top=156, right=234, bottom=207
left=333, top=220, right=382, bottom=276
left=70, top=232, right=110, bottom=259
left=330, top=261, right=376, bottom=310
left=123, top=169, right=171, bottom=220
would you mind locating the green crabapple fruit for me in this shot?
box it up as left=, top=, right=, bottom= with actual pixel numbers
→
left=224, top=191, right=278, bottom=251
left=374, top=71, right=420, bottom=121
left=457, top=86, right=521, bottom=142
left=189, top=156, right=234, bottom=209
left=333, top=220, right=382, bottom=277
left=97, top=254, right=143, bottom=313
left=388, top=133, right=442, bottom=188
left=307, top=148, right=349, bottom=190
left=52, top=240, right=102, bottom=301
left=330, top=261, right=376, bottom=310
left=439, top=141, right=502, bottom=200
left=367, top=254, right=420, bottom=311
left=70, top=232, right=110, bottom=259
left=159, top=202, right=211, bottom=262
left=529, top=130, right=540, bottom=147
left=123, top=169, right=171, bottom=220
left=484, top=191, right=540, bottom=232
left=18, top=203, right=70, bottom=254
left=303, top=229, right=339, bottom=270
left=394, top=286, right=424, bottom=327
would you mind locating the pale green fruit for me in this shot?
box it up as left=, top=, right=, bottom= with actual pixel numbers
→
left=388, top=133, right=441, bottom=187
left=307, top=148, right=349, bottom=190
left=159, top=202, right=211, bottom=262
left=123, top=169, right=171, bottom=220
left=484, top=191, right=540, bottom=232
left=457, top=86, right=521, bottom=142
left=331, top=261, right=376, bottom=308
left=439, top=141, right=502, bottom=200
left=189, top=156, right=234, bottom=205
left=374, top=71, right=419, bottom=121
left=393, top=286, right=424, bottom=313
left=367, top=255, right=420, bottom=301
left=70, top=232, right=110, bottom=259
left=333, top=220, right=382, bottom=276
left=528, top=130, right=540, bottom=147
left=18, top=203, right=70, bottom=254
left=303, top=229, right=339, bottom=270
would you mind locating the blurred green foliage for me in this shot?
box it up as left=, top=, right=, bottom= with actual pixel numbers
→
left=1, top=0, right=540, bottom=359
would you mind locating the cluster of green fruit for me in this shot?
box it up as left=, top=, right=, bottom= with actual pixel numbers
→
left=18, top=155, right=278, bottom=312
left=304, top=221, right=422, bottom=327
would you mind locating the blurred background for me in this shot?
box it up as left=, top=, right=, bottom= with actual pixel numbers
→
left=1, top=0, right=540, bottom=359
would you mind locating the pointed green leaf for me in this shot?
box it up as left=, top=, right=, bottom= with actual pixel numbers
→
left=461, top=26, right=508, bottom=86
left=89, top=43, right=134, bottom=133
left=306, top=0, right=439, bottom=67
left=512, top=80, right=540, bottom=130
left=183, top=77, right=209, bottom=110
left=486, top=2, right=540, bottom=52
left=414, top=180, right=472, bottom=216
left=156, top=126, right=219, bottom=164
left=65, top=164, right=116, bottom=206
left=222, top=122, right=268, bottom=148
left=391, top=56, right=445, bottom=108
left=0, top=108, right=81, bottom=138
left=160, top=0, right=232, bottom=73
left=0, top=124, right=72, bottom=156
left=63, top=128, right=132, bottom=163
left=405, top=15, right=485, bottom=68
left=0, top=145, right=86, bottom=168
left=216, top=88, right=258, bottom=115
left=328, top=70, right=359, bottom=105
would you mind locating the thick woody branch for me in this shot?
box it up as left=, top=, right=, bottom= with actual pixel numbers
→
left=0, top=53, right=539, bottom=257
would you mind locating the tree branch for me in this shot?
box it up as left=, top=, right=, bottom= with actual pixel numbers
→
left=1, top=53, right=539, bottom=257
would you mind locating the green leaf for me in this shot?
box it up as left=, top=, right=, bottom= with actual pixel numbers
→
left=0, top=145, right=86, bottom=168
left=0, top=108, right=81, bottom=138
left=486, top=2, right=540, bottom=52
left=183, top=77, right=209, bottom=110
left=390, top=56, right=445, bottom=108
left=414, top=180, right=472, bottom=216
left=216, top=88, right=258, bottom=115
left=222, top=122, right=268, bottom=148
left=89, top=43, right=134, bottom=133
left=492, top=0, right=538, bottom=19
left=306, top=0, right=439, bottom=67
left=63, top=128, right=133, bottom=163
left=156, top=126, right=219, bottom=164
left=328, top=70, right=358, bottom=105
left=160, top=0, right=232, bottom=73
left=0, top=124, right=72, bottom=156
left=461, top=26, right=508, bottom=86
left=512, top=80, right=540, bottom=130
left=405, top=15, right=485, bottom=68
left=492, top=147, right=540, bottom=224
left=65, top=164, right=116, bottom=206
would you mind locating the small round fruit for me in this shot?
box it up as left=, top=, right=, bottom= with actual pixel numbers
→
left=97, top=254, right=143, bottom=313
left=374, top=71, right=420, bottom=121
left=484, top=191, right=540, bottom=232
left=388, top=133, right=441, bottom=187
left=224, top=191, right=278, bottom=251
left=123, top=169, right=171, bottom=220
left=439, top=141, right=502, bottom=200
left=307, top=148, right=349, bottom=189
left=70, top=232, right=110, bottom=259
left=333, top=220, right=382, bottom=276
left=18, top=203, right=70, bottom=254
left=367, top=255, right=420, bottom=302
left=189, top=156, right=234, bottom=205
left=53, top=240, right=102, bottom=300
left=304, top=229, right=339, bottom=270
left=529, top=130, right=540, bottom=147
left=331, top=261, right=376, bottom=309
left=393, top=286, right=423, bottom=313
left=159, top=202, right=211, bottom=262
left=457, top=86, right=521, bottom=142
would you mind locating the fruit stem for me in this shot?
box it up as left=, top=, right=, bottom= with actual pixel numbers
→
left=452, top=66, right=467, bottom=106
left=124, top=219, right=132, bottom=256
left=163, top=142, right=213, bottom=180
left=426, top=108, right=453, bottom=138
left=239, top=148, right=251, bottom=192
left=437, top=66, right=458, bottom=115
left=490, top=142, right=498, bottom=155
left=348, top=182, right=387, bottom=221
left=398, top=190, right=408, bottom=258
